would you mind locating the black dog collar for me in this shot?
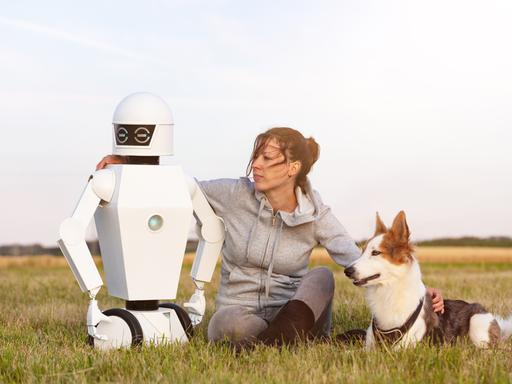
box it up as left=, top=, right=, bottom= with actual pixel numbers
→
left=372, top=297, right=425, bottom=345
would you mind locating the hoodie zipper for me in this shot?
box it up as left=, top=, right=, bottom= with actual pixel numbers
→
left=257, top=211, right=278, bottom=311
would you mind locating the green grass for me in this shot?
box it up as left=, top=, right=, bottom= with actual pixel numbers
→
left=1, top=260, right=512, bottom=383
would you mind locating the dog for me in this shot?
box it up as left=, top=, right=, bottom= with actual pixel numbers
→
left=343, top=211, right=512, bottom=349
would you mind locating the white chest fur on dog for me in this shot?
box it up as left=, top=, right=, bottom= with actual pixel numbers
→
left=363, top=258, right=428, bottom=348
left=344, top=211, right=512, bottom=349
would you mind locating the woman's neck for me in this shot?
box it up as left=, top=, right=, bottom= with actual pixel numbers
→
left=264, top=184, right=297, bottom=213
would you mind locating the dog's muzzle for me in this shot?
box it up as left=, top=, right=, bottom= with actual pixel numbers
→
left=344, top=267, right=380, bottom=286
left=344, top=266, right=356, bottom=278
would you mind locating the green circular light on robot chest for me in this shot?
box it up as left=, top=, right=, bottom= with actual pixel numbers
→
left=148, top=214, right=164, bottom=231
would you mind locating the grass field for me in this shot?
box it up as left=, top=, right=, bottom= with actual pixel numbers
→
left=1, top=247, right=512, bottom=383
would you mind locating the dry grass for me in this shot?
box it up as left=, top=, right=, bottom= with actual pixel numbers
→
left=1, top=249, right=512, bottom=383
left=415, top=246, right=512, bottom=263
left=311, top=246, right=512, bottom=263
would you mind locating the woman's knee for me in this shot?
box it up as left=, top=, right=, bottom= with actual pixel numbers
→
left=293, top=267, right=335, bottom=321
left=207, top=306, right=267, bottom=342
left=304, top=267, right=335, bottom=297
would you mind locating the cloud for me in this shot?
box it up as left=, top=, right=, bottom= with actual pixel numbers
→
left=0, top=16, right=158, bottom=63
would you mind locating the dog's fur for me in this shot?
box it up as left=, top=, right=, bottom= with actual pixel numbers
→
left=344, top=211, right=512, bottom=349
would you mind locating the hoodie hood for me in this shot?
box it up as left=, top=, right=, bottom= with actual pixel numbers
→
left=254, top=178, right=320, bottom=227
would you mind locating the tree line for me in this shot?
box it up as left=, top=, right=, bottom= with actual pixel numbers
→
left=0, top=241, right=199, bottom=256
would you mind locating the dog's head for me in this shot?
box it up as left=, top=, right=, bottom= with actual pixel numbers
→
left=344, top=211, right=414, bottom=287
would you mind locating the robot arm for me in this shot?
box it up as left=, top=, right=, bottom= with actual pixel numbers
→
left=57, top=169, right=116, bottom=338
left=188, top=178, right=225, bottom=283
left=58, top=169, right=115, bottom=293
left=184, top=177, right=225, bottom=325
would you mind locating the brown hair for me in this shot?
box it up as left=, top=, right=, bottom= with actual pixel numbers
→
left=246, top=127, right=320, bottom=191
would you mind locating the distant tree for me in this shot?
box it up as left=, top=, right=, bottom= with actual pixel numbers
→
left=0, top=240, right=201, bottom=256
left=417, top=236, right=512, bottom=247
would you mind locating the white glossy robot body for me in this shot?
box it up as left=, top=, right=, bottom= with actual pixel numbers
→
left=95, top=164, right=192, bottom=301
left=58, top=93, right=225, bottom=350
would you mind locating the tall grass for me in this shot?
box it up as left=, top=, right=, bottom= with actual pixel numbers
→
left=0, top=250, right=511, bottom=383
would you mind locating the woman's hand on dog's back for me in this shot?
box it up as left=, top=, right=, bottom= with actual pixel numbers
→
left=427, top=287, right=445, bottom=314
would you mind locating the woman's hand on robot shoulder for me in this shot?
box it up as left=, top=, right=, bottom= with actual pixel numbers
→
left=96, top=155, right=127, bottom=171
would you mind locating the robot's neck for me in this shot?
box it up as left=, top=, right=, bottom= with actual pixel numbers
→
left=126, top=156, right=160, bottom=165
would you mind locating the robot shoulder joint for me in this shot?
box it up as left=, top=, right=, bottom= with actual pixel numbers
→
left=91, top=169, right=116, bottom=202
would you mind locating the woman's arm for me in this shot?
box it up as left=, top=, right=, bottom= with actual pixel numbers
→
left=96, top=155, right=127, bottom=170
left=314, top=208, right=361, bottom=267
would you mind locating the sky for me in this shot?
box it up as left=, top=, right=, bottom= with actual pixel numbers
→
left=1, top=0, right=511, bottom=246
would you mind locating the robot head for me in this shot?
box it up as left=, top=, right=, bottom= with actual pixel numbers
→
left=112, top=92, right=174, bottom=156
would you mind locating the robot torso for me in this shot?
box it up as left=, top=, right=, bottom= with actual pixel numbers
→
left=94, top=164, right=193, bottom=301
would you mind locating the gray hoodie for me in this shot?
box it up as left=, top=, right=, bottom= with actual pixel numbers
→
left=198, top=177, right=360, bottom=313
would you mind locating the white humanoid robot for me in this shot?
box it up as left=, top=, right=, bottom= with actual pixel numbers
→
left=58, top=92, right=225, bottom=350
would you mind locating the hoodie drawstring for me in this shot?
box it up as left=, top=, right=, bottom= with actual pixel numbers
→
left=265, top=217, right=284, bottom=299
left=245, top=198, right=266, bottom=262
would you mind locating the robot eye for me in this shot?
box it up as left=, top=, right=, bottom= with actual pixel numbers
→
left=135, top=127, right=151, bottom=144
left=116, top=127, right=129, bottom=144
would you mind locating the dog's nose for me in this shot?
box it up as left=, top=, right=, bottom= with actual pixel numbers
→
left=344, top=266, right=355, bottom=278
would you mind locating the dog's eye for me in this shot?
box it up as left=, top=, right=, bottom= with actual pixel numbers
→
left=371, top=250, right=381, bottom=256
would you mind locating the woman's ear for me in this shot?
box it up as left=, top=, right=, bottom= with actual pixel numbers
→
left=288, top=161, right=301, bottom=177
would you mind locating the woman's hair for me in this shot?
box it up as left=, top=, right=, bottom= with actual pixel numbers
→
left=246, top=127, right=320, bottom=191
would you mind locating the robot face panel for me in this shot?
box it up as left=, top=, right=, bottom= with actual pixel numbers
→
left=114, top=124, right=156, bottom=146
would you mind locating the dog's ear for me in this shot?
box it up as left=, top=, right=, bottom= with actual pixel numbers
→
left=374, top=212, right=387, bottom=236
left=390, top=210, right=410, bottom=243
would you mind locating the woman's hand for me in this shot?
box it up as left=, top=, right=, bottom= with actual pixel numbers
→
left=426, top=287, right=444, bottom=314
left=96, top=155, right=127, bottom=171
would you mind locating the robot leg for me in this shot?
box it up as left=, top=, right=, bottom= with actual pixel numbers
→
left=88, top=305, right=192, bottom=350
left=159, top=302, right=194, bottom=339
left=88, top=308, right=143, bottom=350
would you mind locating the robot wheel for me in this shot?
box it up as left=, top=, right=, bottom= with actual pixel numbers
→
left=159, top=302, right=194, bottom=339
left=87, top=308, right=143, bottom=349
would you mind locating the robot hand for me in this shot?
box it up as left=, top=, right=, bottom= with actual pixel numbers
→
left=184, top=288, right=206, bottom=326
left=87, top=298, right=111, bottom=340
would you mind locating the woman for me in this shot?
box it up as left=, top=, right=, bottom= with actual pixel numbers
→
left=97, top=127, right=444, bottom=345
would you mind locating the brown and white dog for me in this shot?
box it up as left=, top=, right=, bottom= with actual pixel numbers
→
left=344, top=211, right=512, bottom=349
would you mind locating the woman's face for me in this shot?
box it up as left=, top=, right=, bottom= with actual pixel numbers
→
left=251, top=138, right=295, bottom=193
